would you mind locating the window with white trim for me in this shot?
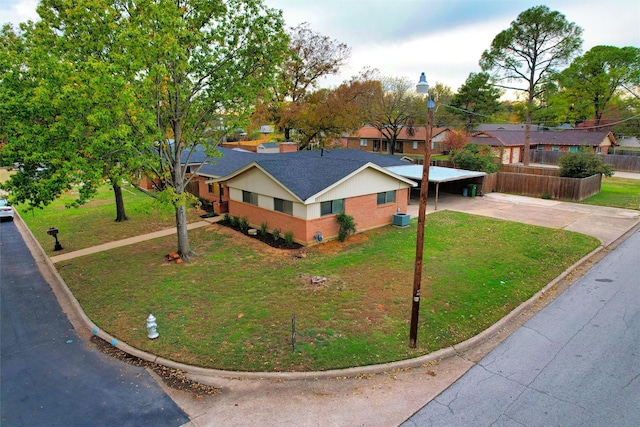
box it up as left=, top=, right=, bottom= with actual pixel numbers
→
left=274, top=198, right=293, bottom=215
left=412, top=141, right=418, bottom=150
left=242, top=191, right=258, bottom=205
left=320, top=199, right=344, bottom=216
left=360, top=139, right=368, bottom=147
left=377, top=191, right=395, bottom=205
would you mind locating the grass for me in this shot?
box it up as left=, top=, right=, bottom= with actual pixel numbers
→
left=45, top=209, right=598, bottom=372
left=16, top=184, right=202, bottom=256
left=579, top=176, right=640, bottom=210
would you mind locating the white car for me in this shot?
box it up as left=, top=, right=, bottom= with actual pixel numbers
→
left=0, top=199, right=14, bottom=221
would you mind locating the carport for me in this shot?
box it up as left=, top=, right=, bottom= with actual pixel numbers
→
left=386, top=165, right=487, bottom=210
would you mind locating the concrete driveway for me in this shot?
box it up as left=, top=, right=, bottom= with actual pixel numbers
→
left=409, top=192, right=639, bottom=247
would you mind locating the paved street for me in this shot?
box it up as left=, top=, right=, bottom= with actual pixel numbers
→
left=402, top=230, right=640, bottom=426
left=0, top=220, right=189, bottom=427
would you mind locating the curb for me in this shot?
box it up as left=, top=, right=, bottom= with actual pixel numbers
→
left=14, top=209, right=637, bottom=382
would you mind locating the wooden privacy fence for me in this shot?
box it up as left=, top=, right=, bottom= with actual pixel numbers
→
left=531, top=151, right=640, bottom=172
left=482, top=167, right=602, bottom=201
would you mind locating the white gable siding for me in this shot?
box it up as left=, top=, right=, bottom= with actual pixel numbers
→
left=226, top=168, right=295, bottom=201
left=315, top=167, right=411, bottom=203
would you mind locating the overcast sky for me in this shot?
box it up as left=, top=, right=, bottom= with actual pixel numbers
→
left=3, top=0, right=639, bottom=94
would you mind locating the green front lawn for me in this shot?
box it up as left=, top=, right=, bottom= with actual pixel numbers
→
left=52, top=211, right=598, bottom=372
left=17, top=184, right=202, bottom=256
left=580, top=177, right=640, bottom=210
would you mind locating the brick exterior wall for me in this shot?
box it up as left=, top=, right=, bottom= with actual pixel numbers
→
left=227, top=188, right=410, bottom=245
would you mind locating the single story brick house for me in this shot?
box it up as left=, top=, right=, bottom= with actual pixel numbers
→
left=468, top=129, right=618, bottom=164
left=344, top=125, right=451, bottom=155
left=185, top=147, right=417, bottom=245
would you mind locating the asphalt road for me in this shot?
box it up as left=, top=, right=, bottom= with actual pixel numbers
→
left=0, top=220, right=190, bottom=427
left=402, top=230, right=640, bottom=427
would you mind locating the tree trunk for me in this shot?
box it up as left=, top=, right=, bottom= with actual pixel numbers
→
left=112, top=182, right=128, bottom=222
left=524, top=106, right=532, bottom=166
left=284, top=127, right=291, bottom=142
left=175, top=203, right=193, bottom=260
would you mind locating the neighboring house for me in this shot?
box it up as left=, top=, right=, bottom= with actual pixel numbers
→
left=469, top=129, right=618, bottom=164
left=344, top=126, right=451, bottom=156
left=184, top=147, right=416, bottom=245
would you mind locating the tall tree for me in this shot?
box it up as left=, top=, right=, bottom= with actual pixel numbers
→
left=123, top=0, right=288, bottom=260
left=558, top=45, right=640, bottom=127
left=294, top=76, right=378, bottom=149
left=450, top=72, right=503, bottom=132
left=1, top=3, right=139, bottom=221
left=2, top=0, right=288, bottom=260
left=480, top=5, right=582, bottom=165
left=256, top=22, right=350, bottom=142
left=364, top=76, right=422, bottom=155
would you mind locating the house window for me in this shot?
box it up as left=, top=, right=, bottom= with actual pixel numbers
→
left=274, top=198, right=293, bottom=215
left=377, top=191, right=395, bottom=205
left=360, top=139, right=368, bottom=147
left=552, top=146, right=559, bottom=152
left=597, top=147, right=602, bottom=154
left=320, top=199, right=344, bottom=216
left=412, top=141, right=418, bottom=150
left=569, top=146, right=578, bottom=153
left=536, top=145, right=543, bottom=151
left=242, top=190, right=258, bottom=205
left=373, top=141, right=379, bottom=152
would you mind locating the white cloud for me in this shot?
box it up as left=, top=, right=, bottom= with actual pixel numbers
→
left=2, top=0, right=638, bottom=94
left=0, top=0, right=39, bottom=26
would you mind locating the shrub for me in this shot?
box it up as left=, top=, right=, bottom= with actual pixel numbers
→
left=272, top=228, right=281, bottom=242
left=259, top=222, right=268, bottom=236
left=284, top=231, right=294, bottom=247
left=239, top=216, right=250, bottom=232
left=222, top=213, right=231, bottom=224
left=336, top=212, right=356, bottom=242
left=450, top=143, right=500, bottom=173
left=558, top=152, right=614, bottom=178
left=230, top=215, right=240, bottom=228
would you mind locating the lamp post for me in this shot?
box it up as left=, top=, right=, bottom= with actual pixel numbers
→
left=409, top=72, right=434, bottom=348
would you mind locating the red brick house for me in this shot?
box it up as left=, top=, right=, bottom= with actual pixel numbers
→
left=344, top=126, right=451, bottom=156
left=184, top=147, right=417, bottom=245
left=468, top=129, right=618, bottom=164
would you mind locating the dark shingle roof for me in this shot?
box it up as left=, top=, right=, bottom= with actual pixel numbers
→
left=469, top=130, right=615, bottom=147
left=190, top=147, right=410, bottom=201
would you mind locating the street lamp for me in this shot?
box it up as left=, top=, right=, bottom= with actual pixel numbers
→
left=409, top=72, right=434, bottom=348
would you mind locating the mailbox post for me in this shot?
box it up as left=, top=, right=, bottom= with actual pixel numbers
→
left=46, top=227, right=63, bottom=251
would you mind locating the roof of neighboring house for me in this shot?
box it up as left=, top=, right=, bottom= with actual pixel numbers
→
left=351, top=126, right=449, bottom=141
left=198, top=147, right=414, bottom=201
left=469, top=130, right=617, bottom=147
left=474, top=124, right=543, bottom=132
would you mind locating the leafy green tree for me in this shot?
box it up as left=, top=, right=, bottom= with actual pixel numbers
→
left=1, top=4, right=140, bottom=221
left=450, top=143, right=499, bottom=173
left=364, top=75, right=423, bottom=155
left=123, top=0, right=288, bottom=260
left=558, top=152, right=614, bottom=178
left=450, top=72, right=503, bottom=132
left=480, top=5, right=583, bottom=165
left=558, top=46, right=640, bottom=127
left=2, top=0, right=288, bottom=260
